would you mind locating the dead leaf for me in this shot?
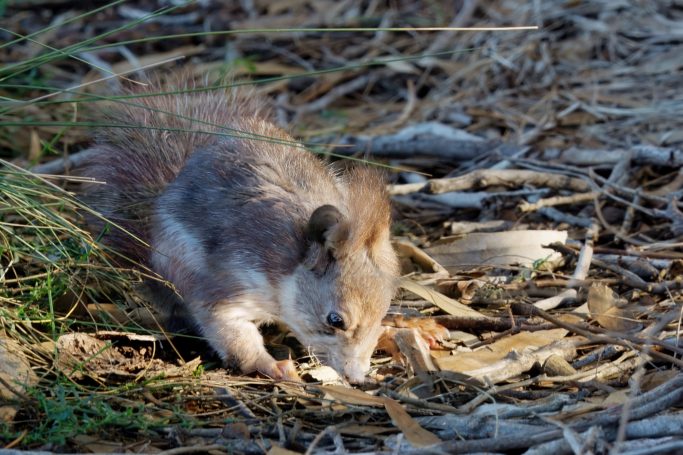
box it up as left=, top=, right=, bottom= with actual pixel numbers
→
left=320, top=385, right=385, bottom=407
left=436, top=278, right=487, bottom=303
left=301, top=365, right=344, bottom=385
left=602, top=389, right=630, bottom=406
left=392, top=328, right=437, bottom=374
left=56, top=332, right=126, bottom=379
left=393, top=239, right=449, bottom=276
left=542, top=354, right=577, bottom=376
left=426, top=230, right=567, bottom=271
left=108, top=45, right=206, bottom=76
left=0, top=336, right=38, bottom=400
left=0, top=405, right=18, bottom=423
left=436, top=329, right=569, bottom=372
left=640, top=369, right=681, bottom=392
left=400, top=279, right=488, bottom=319
left=384, top=398, right=441, bottom=447
left=587, top=284, right=642, bottom=332
left=338, top=424, right=394, bottom=436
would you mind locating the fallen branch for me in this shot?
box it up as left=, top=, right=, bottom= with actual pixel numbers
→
left=542, top=145, right=683, bottom=168
left=335, top=122, right=502, bottom=159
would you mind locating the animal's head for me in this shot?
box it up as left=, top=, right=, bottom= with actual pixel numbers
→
left=279, top=167, right=399, bottom=383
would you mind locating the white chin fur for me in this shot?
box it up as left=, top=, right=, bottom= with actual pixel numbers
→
left=340, top=359, right=370, bottom=384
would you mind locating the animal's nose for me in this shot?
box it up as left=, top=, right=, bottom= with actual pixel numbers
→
left=343, top=361, right=368, bottom=384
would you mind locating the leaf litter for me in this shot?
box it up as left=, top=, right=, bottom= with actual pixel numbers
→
left=1, top=0, right=683, bottom=453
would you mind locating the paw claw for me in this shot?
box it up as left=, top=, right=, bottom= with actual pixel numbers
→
left=383, top=315, right=449, bottom=348
left=259, top=359, right=302, bottom=382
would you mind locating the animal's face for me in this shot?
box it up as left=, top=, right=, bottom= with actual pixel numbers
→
left=279, top=194, right=399, bottom=383
left=282, top=247, right=397, bottom=383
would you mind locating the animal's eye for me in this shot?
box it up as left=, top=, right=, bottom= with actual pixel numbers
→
left=326, top=312, right=346, bottom=330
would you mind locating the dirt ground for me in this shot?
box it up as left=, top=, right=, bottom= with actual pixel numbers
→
left=1, top=1, right=683, bottom=453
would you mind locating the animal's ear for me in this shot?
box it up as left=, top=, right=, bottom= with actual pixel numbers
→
left=306, top=204, right=349, bottom=253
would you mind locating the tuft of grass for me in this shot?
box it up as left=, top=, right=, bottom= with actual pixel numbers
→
left=1, top=377, right=199, bottom=449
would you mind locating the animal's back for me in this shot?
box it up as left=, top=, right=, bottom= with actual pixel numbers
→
left=79, top=77, right=268, bottom=264
left=78, top=74, right=400, bottom=383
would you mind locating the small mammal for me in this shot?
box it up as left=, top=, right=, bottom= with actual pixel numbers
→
left=80, top=76, right=399, bottom=383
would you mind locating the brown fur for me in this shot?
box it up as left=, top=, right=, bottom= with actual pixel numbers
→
left=78, top=74, right=398, bottom=383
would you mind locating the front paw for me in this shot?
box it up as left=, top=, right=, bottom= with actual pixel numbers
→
left=383, top=315, right=449, bottom=349
left=255, top=358, right=302, bottom=382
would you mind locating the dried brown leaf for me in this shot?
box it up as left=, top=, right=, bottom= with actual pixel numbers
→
left=0, top=337, right=38, bottom=399
left=587, top=284, right=642, bottom=332
left=384, top=398, right=441, bottom=447
left=426, top=230, right=567, bottom=271
left=320, top=385, right=385, bottom=407
left=436, top=329, right=568, bottom=373
left=400, top=279, right=487, bottom=319
left=0, top=406, right=17, bottom=423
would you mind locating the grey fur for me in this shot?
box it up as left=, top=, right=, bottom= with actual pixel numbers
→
left=79, top=76, right=398, bottom=383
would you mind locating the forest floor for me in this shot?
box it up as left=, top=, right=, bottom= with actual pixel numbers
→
left=1, top=1, right=683, bottom=454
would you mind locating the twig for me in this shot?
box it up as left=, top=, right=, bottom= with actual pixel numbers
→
left=518, top=191, right=598, bottom=212
left=305, top=426, right=338, bottom=455
left=425, top=169, right=591, bottom=194
left=336, top=122, right=498, bottom=159
left=517, top=303, right=683, bottom=367
left=537, top=207, right=594, bottom=228
left=289, top=73, right=378, bottom=116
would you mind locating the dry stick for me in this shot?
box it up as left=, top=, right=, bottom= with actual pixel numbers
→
left=417, top=373, right=683, bottom=454
left=425, top=169, right=591, bottom=194
left=616, top=440, right=683, bottom=455
left=536, top=207, right=594, bottom=228
left=457, top=362, right=628, bottom=415
left=560, top=306, right=683, bottom=357
left=397, top=187, right=548, bottom=209
left=534, top=223, right=595, bottom=311
left=447, top=219, right=517, bottom=235
left=339, top=122, right=498, bottom=159
left=386, top=78, right=417, bottom=129
left=594, top=254, right=669, bottom=273
left=518, top=303, right=683, bottom=367
left=567, top=222, right=597, bottom=288
left=620, top=191, right=641, bottom=236
left=526, top=414, right=683, bottom=455
left=542, top=145, right=683, bottom=168
left=593, top=246, right=683, bottom=260
left=30, top=148, right=101, bottom=175
left=432, top=314, right=532, bottom=332
left=290, top=73, right=378, bottom=116
left=305, top=426, right=339, bottom=455
left=614, top=310, right=683, bottom=450
left=549, top=241, right=649, bottom=290
left=518, top=191, right=598, bottom=212
left=513, top=156, right=669, bottom=209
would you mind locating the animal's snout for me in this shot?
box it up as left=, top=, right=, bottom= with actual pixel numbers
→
left=342, top=359, right=369, bottom=384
